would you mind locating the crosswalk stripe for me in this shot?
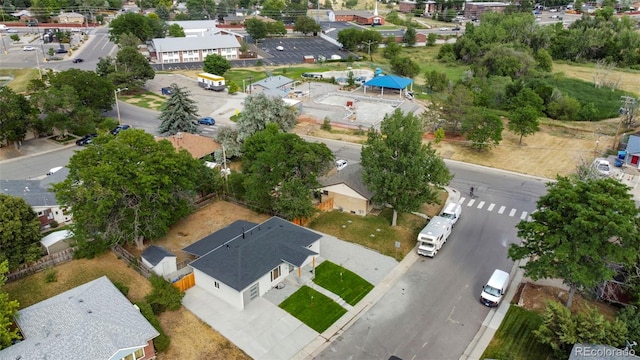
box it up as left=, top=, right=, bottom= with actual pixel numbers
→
left=467, top=199, right=476, bottom=207
left=459, top=197, right=466, bottom=204
left=487, top=203, right=495, bottom=211
left=477, top=201, right=485, bottom=209
left=509, top=208, right=517, bottom=217
left=498, top=206, right=506, bottom=214
left=520, top=211, right=528, bottom=220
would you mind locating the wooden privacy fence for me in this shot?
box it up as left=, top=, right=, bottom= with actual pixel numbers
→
left=7, top=248, right=76, bottom=283
left=111, top=244, right=152, bottom=279
left=316, top=198, right=334, bottom=212
left=172, top=272, right=195, bottom=292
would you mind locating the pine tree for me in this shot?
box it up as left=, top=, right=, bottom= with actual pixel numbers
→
left=158, top=84, right=200, bottom=135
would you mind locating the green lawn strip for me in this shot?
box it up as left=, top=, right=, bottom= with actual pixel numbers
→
left=279, top=285, right=347, bottom=333
left=482, top=305, right=554, bottom=360
left=308, top=208, right=426, bottom=258
left=313, top=261, right=373, bottom=306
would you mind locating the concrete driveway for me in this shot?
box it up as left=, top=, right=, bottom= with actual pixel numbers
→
left=182, top=234, right=399, bottom=360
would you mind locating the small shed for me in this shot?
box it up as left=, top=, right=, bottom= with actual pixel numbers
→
left=625, top=135, right=640, bottom=168
left=303, top=55, right=315, bottom=63
left=141, top=245, right=177, bottom=277
left=40, top=230, right=74, bottom=255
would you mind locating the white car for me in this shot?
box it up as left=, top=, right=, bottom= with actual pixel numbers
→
left=336, top=159, right=347, bottom=171
left=592, top=159, right=611, bottom=177
left=439, top=27, right=450, bottom=31
left=275, top=45, right=284, bottom=51
left=7, top=28, right=18, bottom=33
left=22, top=46, right=35, bottom=51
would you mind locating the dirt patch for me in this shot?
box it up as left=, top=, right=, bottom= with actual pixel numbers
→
left=553, top=63, right=640, bottom=95
left=515, top=283, right=619, bottom=320
left=157, top=307, right=250, bottom=360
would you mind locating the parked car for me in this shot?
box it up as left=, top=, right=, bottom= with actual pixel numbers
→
left=72, top=58, right=84, bottom=63
left=276, top=45, right=284, bottom=51
left=7, top=28, right=18, bottom=33
left=161, top=87, right=173, bottom=96
left=336, top=159, right=347, bottom=171
left=76, top=133, right=98, bottom=146
left=199, top=117, right=215, bottom=125
left=439, top=27, right=450, bottom=31
left=55, top=48, right=68, bottom=54
left=22, top=46, right=35, bottom=51
left=592, top=159, right=611, bottom=177
left=110, top=124, right=131, bottom=135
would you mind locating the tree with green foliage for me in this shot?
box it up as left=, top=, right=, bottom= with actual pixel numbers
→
left=237, top=93, right=297, bottom=139
left=383, top=37, right=402, bottom=59
left=546, top=95, right=581, bottom=120
left=390, top=56, right=420, bottom=78
left=145, top=274, right=185, bottom=313
left=0, top=87, right=35, bottom=144
left=203, top=54, right=231, bottom=76
left=227, top=81, right=239, bottom=94
left=423, top=70, right=448, bottom=92
left=534, top=48, right=553, bottom=72
left=155, top=4, right=170, bottom=20
left=535, top=301, right=628, bottom=358
left=508, top=106, right=540, bottom=145
left=426, top=33, right=437, bottom=47
left=403, top=26, right=416, bottom=47
left=245, top=18, right=267, bottom=43
left=479, top=45, right=535, bottom=79
left=0, top=195, right=42, bottom=270
left=99, top=46, right=155, bottom=91
left=53, top=130, right=205, bottom=250
left=617, top=305, right=640, bottom=344
left=509, top=177, right=640, bottom=309
left=186, top=0, right=216, bottom=19
left=461, top=107, right=503, bottom=151
left=293, top=15, right=321, bottom=35
left=158, top=84, right=200, bottom=135
left=109, top=13, right=153, bottom=43
left=266, top=21, right=287, bottom=36
left=242, top=123, right=333, bottom=219
left=0, top=260, right=20, bottom=350
left=361, top=109, right=452, bottom=227
left=117, top=32, right=142, bottom=48
left=442, top=84, right=474, bottom=135
left=167, top=23, right=185, bottom=37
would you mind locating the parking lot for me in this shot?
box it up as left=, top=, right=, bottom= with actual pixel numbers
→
left=257, top=37, right=356, bottom=65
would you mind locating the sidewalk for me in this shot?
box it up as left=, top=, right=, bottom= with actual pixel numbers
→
left=0, top=137, right=76, bottom=164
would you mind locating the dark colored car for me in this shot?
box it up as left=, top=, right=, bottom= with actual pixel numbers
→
left=72, top=58, right=84, bottom=63
left=199, top=117, right=215, bottom=125
left=110, top=124, right=131, bottom=135
left=76, top=133, right=98, bottom=146
left=55, top=48, right=68, bottom=54
left=161, top=87, right=174, bottom=96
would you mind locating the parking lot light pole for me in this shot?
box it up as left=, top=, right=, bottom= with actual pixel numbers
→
left=114, top=88, right=128, bottom=125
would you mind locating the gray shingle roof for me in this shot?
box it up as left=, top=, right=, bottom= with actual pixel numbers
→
left=318, top=164, right=374, bottom=200
left=152, top=34, right=241, bottom=52
left=0, top=167, right=68, bottom=207
left=142, top=245, right=176, bottom=266
left=0, top=276, right=159, bottom=360
left=188, top=217, right=321, bottom=291
left=627, top=135, right=640, bottom=155
left=167, top=20, right=219, bottom=29
left=183, top=220, right=257, bottom=256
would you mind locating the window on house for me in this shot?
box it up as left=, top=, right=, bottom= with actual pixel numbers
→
left=214, top=281, right=219, bottom=288
left=134, top=348, right=144, bottom=359
left=38, top=211, right=43, bottom=216
left=271, top=266, right=281, bottom=281
left=323, top=190, right=328, bottom=195
left=122, top=354, right=134, bottom=360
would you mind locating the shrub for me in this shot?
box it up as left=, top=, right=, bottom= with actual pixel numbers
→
left=112, top=280, right=130, bottom=297
left=546, top=96, right=581, bottom=120
left=255, top=59, right=264, bottom=66
left=49, top=220, right=59, bottom=228
left=145, top=274, right=184, bottom=314
left=434, top=128, right=445, bottom=143
left=135, top=301, right=170, bottom=352
left=44, top=269, right=58, bottom=283
left=72, top=238, right=109, bottom=259
left=321, top=118, right=332, bottom=131
left=227, top=81, right=239, bottom=95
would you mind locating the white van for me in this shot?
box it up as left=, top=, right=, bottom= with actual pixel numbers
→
left=480, top=269, right=510, bottom=307
left=440, top=203, right=461, bottom=226
left=0, top=24, right=7, bottom=31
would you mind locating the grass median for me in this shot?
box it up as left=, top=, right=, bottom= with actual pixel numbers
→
left=313, top=261, right=373, bottom=306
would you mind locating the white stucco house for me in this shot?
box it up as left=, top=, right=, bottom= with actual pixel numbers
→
left=0, top=276, right=160, bottom=360
left=0, top=167, right=72, bottom=229
left=151, top=34, right=241, bottom=63
left=183, top=217, right=322, bottom=310
left=141, top=245, right=177, bottom=277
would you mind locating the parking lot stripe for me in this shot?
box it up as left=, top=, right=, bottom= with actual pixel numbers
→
left=487, top=203, right=495, bottom=212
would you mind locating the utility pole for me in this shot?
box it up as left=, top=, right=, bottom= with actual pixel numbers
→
left=613, top=95, right=637, bottom=150
left=0, top=32, right=7, bottom=55
left=361, top=40, right=376, bottom=61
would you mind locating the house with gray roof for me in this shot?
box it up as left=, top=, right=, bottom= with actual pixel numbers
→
left=0, top=276, right=160, bottom=360
left=625, top=134, right=640, bottom=168
left=141, top=245, right=177, bottom=277
left=184, top=217, right=322, bottom=310
left=0, top=167, right=71, bottom=229
left=150, top=34, right=241, bottom=64
left=318, top=163, right=375, bottom=216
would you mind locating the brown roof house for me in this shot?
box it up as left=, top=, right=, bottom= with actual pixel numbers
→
left=318, top=164, right=375, bottom=216
left=156, top=132, right=220, bottom=159
left=329, top=2, right=385, bottom=26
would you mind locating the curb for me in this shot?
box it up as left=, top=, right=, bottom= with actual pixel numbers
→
left=0, top=143, right=76, bottom=165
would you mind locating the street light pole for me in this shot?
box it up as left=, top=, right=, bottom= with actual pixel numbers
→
left=114, top=88, right=128, bottom=125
